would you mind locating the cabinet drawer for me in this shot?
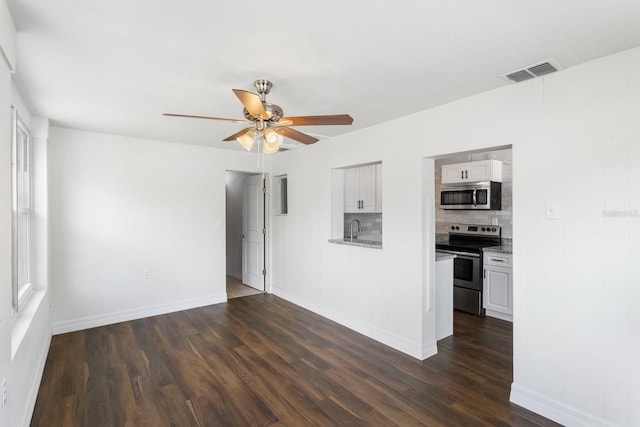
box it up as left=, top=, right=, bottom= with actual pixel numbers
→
left=484, top=253, right=511, bottom=267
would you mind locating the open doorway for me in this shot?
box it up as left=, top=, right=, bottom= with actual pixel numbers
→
left=225, top=171, right=266, bottom=299
left=425, top=145, right=513, bottom=347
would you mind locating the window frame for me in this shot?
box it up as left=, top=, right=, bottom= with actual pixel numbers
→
left=11, top=107, right=33, bottom=314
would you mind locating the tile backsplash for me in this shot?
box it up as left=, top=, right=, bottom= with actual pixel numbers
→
left=435, top=148, right=513, bottom=238
left=344, top=213, right=382, bottom=239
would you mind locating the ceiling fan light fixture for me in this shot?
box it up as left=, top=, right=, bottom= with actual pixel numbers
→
left=263, top=140, right=280, bottom=154
left=263, top=128, right=278, bottom=144
left=236, top=129, right=256, bottom=151
left=263, top=131, right=283, bottom=154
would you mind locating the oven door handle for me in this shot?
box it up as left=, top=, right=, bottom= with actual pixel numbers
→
left=436, top=249, right=480, bottom=258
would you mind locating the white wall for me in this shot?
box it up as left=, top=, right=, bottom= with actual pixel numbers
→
left=270, top=47, right=640, bottom=426
left=0, top=22, right=15, bottom=427
left=1, top=4, right=52, bottom=425
left=271, top=126, right=426, bottom=358
left=48, top=127, right=261, bottom=332
left=510, top=48, right=640, bottom=426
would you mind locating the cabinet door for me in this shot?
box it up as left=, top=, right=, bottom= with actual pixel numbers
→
left=442, top=160, right=502, bottom=183
left=467, top=160, right=502, bottom=182
left=441, top=162, right=467, bottom=184
left=484, top=267, right=512, bottom=315
left=359, top=165, right=376, bottom=212
left=343, top=168, right=359, bottom=213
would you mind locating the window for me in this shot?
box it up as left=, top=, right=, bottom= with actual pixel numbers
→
left=11, top=108, right=33, bottom=312
left=273, top=175, right=288, bottom=215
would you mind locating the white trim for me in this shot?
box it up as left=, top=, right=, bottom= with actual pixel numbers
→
left=227, top=270, right=242, bottom=281
left=421, top=341, right=438, bottom=360
left=510, top=383, right=614, bottom=427
left=11, top=290, right=47, bottom=359
left=52, top=293, right=227, bottom=334
left=16, top=282, right=34, bottom=314
left=272, top=286, right=424, bottom=359
left=484, top=309, right=513, bottom=322
left=19, top=330, right=51, bottom=427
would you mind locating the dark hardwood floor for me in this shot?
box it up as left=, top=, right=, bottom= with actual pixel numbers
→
left=32, top=295, right=559, bottom=426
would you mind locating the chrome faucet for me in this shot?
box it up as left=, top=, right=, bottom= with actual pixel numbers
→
left=349, top=219, right=361, bottom=242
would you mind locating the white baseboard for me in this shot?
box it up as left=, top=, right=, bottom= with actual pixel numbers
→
left=272, top=286, right=424, bottom=359
left=422, top=341, right=438, bottom=360
left=21, top=331, right=51, bottom=427
left=510, top=383, right=612, bottom=427
left=226, top=270, right=241, bottom=280
left=485, top=309, right=513, bottom=322
left=52, top=293, right=227, bottom=334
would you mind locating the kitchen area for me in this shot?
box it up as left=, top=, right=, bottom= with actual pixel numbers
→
left=329, top=162, right=383, bottom=248
left=434, top=147, right=513, bottom=340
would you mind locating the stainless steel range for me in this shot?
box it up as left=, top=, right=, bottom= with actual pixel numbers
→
left=436, top=224, right=501, bottom=315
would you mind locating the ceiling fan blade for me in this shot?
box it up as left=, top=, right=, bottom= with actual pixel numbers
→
left=280, top=114, right=353, bottom=126
left=163, top=113, right=249, bottom=124
left=271, top=119, right=293, bottom=126
left=232, top=89, right=269, bottom=118
left=223, top=127, right=254, bottom=141
left=276, top=127, right=319, bottom=145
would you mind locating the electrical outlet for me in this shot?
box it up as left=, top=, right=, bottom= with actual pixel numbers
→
left=144, top=269, right=151, bottom=279
left=1, top=378, right=7, bottom=409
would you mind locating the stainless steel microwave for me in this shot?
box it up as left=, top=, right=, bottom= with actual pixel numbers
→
left=440, top=181, right=502, bottom=210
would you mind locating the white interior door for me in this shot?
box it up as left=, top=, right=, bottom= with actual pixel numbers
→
left=242, top=174, right=265, bottom=291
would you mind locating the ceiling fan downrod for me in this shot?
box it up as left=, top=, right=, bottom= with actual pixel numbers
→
left=254, top=79, right=272, bottom=102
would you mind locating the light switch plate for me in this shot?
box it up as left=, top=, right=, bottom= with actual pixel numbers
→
left=545, top=201, right=561, bottom=219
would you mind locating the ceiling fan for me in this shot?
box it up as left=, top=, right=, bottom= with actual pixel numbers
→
left=164, top=79, right=353, bottom=154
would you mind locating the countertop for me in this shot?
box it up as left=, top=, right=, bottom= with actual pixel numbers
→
left=435, top=252, right=456, bottom=261
left=484, top=238, right=512, bottom=254
left=328, top=238, right=383, bottom=249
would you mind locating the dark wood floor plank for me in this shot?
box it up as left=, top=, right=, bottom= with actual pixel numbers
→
left=31, top=294, right=559, bottom=426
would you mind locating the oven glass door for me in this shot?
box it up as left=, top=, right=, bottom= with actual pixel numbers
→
left=453, top=254, right=481, bottom=291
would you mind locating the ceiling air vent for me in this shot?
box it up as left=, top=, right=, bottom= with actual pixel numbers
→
left=500, top=59, right=564, bottom=83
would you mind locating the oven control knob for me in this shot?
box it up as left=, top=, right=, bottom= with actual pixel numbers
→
left=455, top=226, right=459, bottom=230
left=481, top=227, right=486, bottom=231
left=492, top=228, right=497, bottom=232
left=451, top=226, right=455, bottom=230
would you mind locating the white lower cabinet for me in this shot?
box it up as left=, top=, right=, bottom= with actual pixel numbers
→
left=483, top=252, right=513, bottom=322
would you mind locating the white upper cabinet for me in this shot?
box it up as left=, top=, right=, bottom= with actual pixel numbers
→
left=441, top=160, right=502, bottom=184
left=344, top=164, right=380, bottom=213
left=343, top=167, right=359, bottom=212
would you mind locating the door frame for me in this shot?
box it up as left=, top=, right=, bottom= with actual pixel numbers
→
left=224, top=170, right=269, bottom=294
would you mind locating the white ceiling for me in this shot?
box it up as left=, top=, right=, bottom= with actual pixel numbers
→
left=7, top=0, right=640, bottom=151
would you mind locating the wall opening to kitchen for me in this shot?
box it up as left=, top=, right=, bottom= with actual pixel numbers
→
left=329, top=162, right=383, bottom=246
left=424, top=144, right=513, bottom=354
